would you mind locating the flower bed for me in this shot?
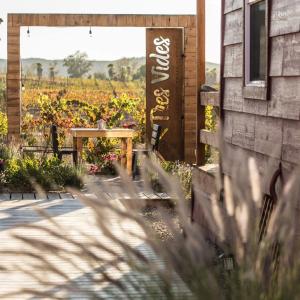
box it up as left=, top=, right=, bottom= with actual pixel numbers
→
left=87, top=153, right=119, bottom=175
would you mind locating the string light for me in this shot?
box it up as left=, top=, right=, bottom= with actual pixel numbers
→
left=27, top=26, right=30, bottom=37
left=89, top=26, right=92, bottom=37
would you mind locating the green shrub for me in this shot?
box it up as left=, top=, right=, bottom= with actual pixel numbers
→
left=0, top=112, right=7, bottom=136
left=162, top=161, right=193, bottom=200
left=0, top=144, right=11, bottom=161
left=42, top=157, right=83, bottom=188
left=2, top=156, right=83, bottom=192
left=150, top=160, right=192, bottom=201
left=205, top=105, right=219, bottom=164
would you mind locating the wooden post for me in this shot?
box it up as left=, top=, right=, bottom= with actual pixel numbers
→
left=126, top=137, right=133, bottom=176
left=7, top=21, right=21, bottom=142
left=73, top=137, right=83, bottom=165
left=121, top=138, right=127, bottom=169
left=196, top=0, right=206, bottom=166
left=73, top=137, right=78, bottom=165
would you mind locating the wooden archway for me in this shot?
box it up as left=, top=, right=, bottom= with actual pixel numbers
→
left=7, top=13, right=201, bottom=162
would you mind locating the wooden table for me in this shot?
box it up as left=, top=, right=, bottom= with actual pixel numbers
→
left=71, top=128, right=135, bottom=176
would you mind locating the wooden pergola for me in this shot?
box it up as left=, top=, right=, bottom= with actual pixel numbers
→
left=6, top=10, right=205, bottom=163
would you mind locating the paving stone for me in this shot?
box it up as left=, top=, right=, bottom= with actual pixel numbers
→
left=0, top=194, right=10, bottom=201
left=10, top=193, right=22, bottom=200
left=22, top=193, right=35, bottom=200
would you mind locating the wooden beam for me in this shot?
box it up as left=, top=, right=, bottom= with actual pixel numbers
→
left=200, top=129, right=219, bottom=148
left=193, top=164, right=219, bottom=195
left=200, top=92, right=220, bottom=107
left=196, top=0, right=206, bottom=165
left=9, top=14, right=195, bottom=27
left=7, top=25, right=21, bottom=142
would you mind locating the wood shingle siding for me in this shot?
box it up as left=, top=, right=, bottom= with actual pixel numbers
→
left=222, top=142, right=281, bottom=195
left=223, top=113, right=233, bottom=143
left=270, top=0, right=300, bottom=37
left=224, top=44, right=243, bottom=77
left=254, top=116, right=283, bottom=159
left=231, top=112, right=256, bottom=151
left=243, top=99, right=268, bottom=116
left=282, top=120, right=300, bottom=163
left=270, top=33, right=300, bottom=77
left=221, top=0, right=300, bottom=180
left=224, top=0, right=243, bottom=14
left=223, top=78, right=243, bottom=111
left=267, top=77, right=300, bottom=120
left=224, top=9, right=243, bottom=46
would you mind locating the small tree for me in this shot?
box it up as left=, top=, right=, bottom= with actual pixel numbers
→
left=119, top=66, right=127, bottom=82
left=36, top=63, right=43, bottom=81
left=126, top=66, right=132, bottom=81
left=107, top=64, right=116, bottom=80
left=63, top=51, right=92, bottom=78
left=133, top=65, right=146, bottom=80
left=49, top=62, right=58, bottom=82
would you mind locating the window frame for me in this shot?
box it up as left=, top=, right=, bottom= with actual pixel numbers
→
left=243, top=0, right=270, bottom=100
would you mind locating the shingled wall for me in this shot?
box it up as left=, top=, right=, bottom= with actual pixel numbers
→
left=221, top=0, right=300, bottom=193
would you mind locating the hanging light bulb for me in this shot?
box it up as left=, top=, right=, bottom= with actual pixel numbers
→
left=89, top=26, right=92, bottom=37
left=27, top=26, right=30, bottom=37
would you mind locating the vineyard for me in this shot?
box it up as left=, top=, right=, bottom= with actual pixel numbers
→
left=22, top=77, right=145, bottom=108
left=0, top=73, right=216, bottom=166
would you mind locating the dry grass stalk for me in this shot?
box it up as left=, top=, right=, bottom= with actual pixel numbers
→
left=0, top=155, right=299, bottom=299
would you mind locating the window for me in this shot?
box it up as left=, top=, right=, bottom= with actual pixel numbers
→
left=249, top=1, right=266, bottom=82
left=244, top=0, right=268, bottom=99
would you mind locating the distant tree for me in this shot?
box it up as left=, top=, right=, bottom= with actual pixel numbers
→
left=132, top=64, right=146, bottom=80
left=120, top=66, right=128, bottom=82
left=63, top=51, right=92, bottom=78
left=126, top=66, right=132, bottom=81
left=49, top=62, right=58, bottom=82
left=115, top=58, right=132, bottom=81
left=107, top=64, right=116, bottom=80
left=94, top=72, right=107, bottom=80
left=49, top=67, right=55, bottom=82
left=36, top=63, right=43, bottom=81
left=206, top=68, right=218, bottom=85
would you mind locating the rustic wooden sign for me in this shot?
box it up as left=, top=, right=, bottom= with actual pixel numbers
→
left=146, top=28, right=184, bottom=161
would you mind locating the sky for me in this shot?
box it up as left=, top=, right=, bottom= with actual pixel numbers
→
left=0, top=0, right=221, bottom=63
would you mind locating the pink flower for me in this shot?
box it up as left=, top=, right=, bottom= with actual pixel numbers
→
left=88, top=164, right=100, bottom=175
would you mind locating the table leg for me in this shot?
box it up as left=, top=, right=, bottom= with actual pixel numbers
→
left=73, top=137, right=78, bottom=165
left=121, top=138, right=127, bottom=169
left=73, top=137, right=83, bottom=165
left=126, top=137, right=133, bottom=176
